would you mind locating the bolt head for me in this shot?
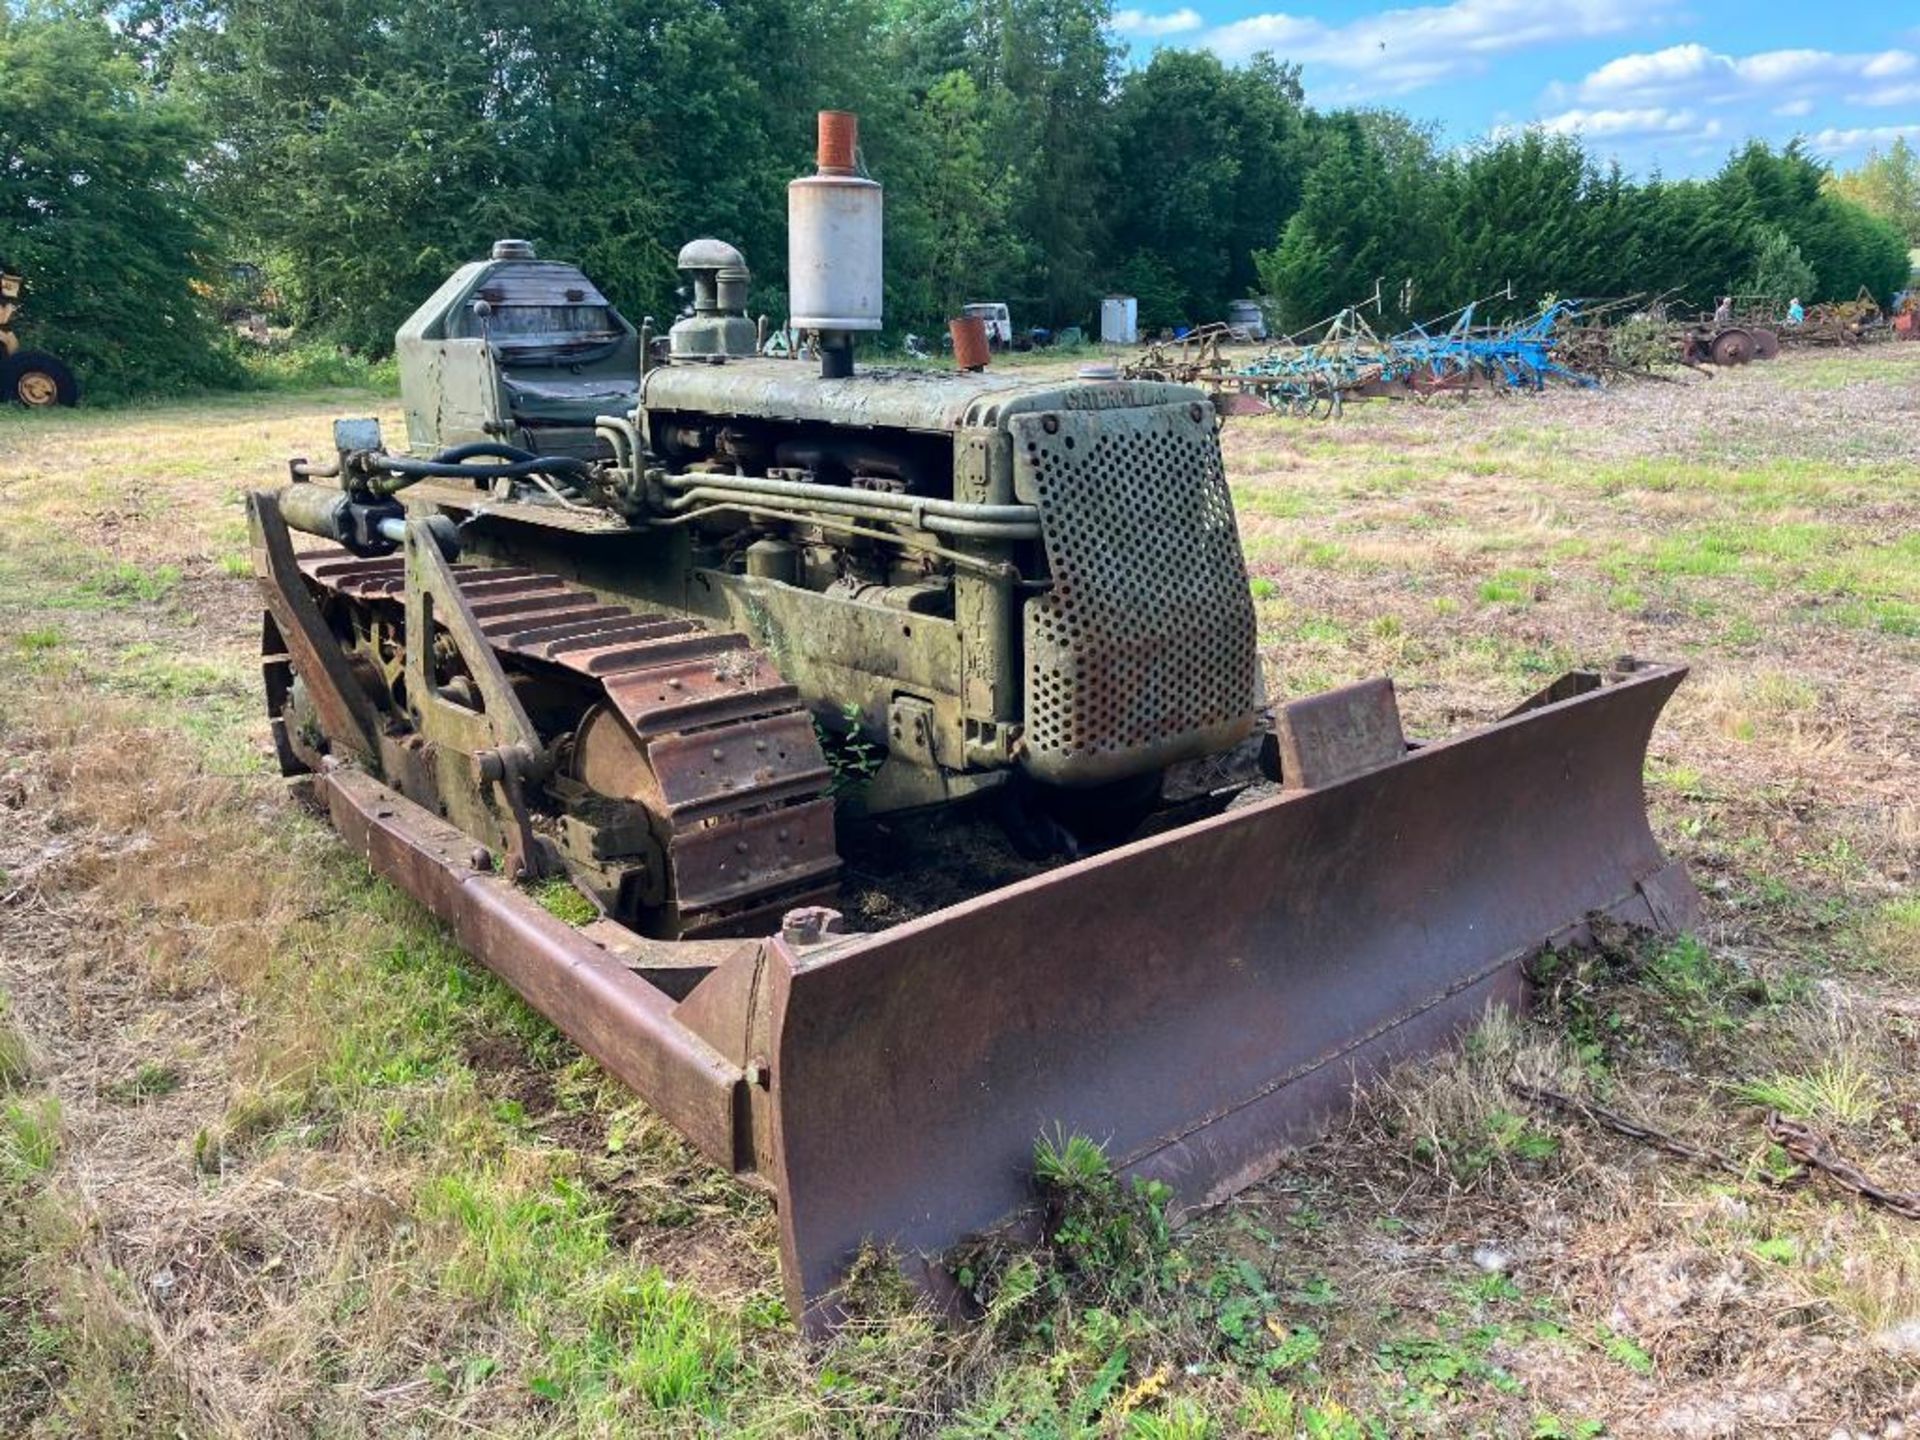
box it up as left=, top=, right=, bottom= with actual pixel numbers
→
left=780, top=905, right=845, bottom=947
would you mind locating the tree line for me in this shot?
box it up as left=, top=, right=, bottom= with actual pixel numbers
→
left=2, top=0, right=1914, bottom=400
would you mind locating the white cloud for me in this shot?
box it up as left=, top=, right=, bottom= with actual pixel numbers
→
left=1773, top=98, right=1815, bottom=117
left=1110, top=7, right=1204, bottom=38
left=1808, top=123, right=1920, bottom=157
left=1855, top=82, right=1920, bottom=109
left=1535, top=107, right=1717, bottom=140
left=1565, top=42, right=1919, bottom=110
left=1196, top=0, right=1676, bottom=100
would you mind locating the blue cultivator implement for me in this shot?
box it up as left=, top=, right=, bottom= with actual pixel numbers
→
left=1388, top=300, right=1598, bottom=393
left=1219, top=295, right=1601, bottom=418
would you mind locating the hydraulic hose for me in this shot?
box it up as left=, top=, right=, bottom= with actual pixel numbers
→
left=360, top=451, right=598, bottom=503
left=431, top=441, right=540, bottom=465
left=371, top=453, right=595, bottom=484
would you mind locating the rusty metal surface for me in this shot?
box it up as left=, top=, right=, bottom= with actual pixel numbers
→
left=289, top=541, right=842, bottom=935
left=248, top=495, right=382, bottom=767
left=298, top=641, right=1698, bottom=1329
left=640, top=712, right=832, bottom=823
left=670, top=796, right=840, bottom=912
left=758, top=663, right=1697, bottom=1326
left=1272, top=678, right=1406, bottom=789
left=318, top=767, right=753, bottom=1164
left=949, top=315, right=992, bottom=372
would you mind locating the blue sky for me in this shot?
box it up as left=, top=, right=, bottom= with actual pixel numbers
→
left=1108, top=0, right=1920, bottom=176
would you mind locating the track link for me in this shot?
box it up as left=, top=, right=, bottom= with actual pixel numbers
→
left=289, top=548, right=840, bottom=936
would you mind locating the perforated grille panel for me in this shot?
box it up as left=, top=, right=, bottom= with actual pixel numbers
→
left=1014, top=400, right=1258, bottom=784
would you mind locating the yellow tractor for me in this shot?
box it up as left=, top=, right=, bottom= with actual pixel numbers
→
left=0, top=264, right=80, bottom=408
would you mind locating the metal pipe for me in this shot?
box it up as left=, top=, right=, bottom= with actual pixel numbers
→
left=650, top=500, right=1021, bottom=581
left=657, top=469, right=1038, bottom=527
left=666, top=486, right=1036, bottom=540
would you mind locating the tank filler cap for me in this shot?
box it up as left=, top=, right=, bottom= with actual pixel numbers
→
left=491, top=239, right=536, bottom=261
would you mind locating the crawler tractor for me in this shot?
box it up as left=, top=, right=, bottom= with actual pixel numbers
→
left=250, top=113, right=1699, bottom=1328
left=0, top=264, right=80, bottom=407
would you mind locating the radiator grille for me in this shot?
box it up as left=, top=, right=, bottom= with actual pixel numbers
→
left=1014, top=400, right=1258, bottom=783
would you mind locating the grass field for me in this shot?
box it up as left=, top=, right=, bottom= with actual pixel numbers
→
left=1, top=349, right=1916, bottom=1438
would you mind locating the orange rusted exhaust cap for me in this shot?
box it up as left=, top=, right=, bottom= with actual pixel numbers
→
left=817, top=111, right=858, bottom=173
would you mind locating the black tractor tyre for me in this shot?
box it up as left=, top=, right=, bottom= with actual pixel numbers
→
left=2, top=350, right=80, bottom=407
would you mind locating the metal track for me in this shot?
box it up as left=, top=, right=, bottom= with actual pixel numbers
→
left=290, top=547, right=841, bottom=936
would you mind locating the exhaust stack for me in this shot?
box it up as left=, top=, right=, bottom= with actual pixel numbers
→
left=788, top=111, right=883, bottom=379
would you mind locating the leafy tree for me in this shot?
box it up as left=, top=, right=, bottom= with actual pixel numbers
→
left=1745, top=226, right=1816, bottom=305
left=970, top=0, right=1118, bottom=324
left=879, top=69, right=1022, bottom=323
left=27, top=2, right=1918, bottom=388
left=1710, top=140, right=1906, bottom=303
left=173, top=0, right=892, bottom=350
left=1445, top=132, right=1602, bottom=317
left=0, top=2, right=238, bottom=399
left=1829, top=137, right=1920, bottom=246
left=1254, top=117, right=1397, bottom=330
left=1107, top=49, right=1307, bottom=324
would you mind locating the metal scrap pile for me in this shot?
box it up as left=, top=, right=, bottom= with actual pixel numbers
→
left=1785, top=292, right=1887, bottom=348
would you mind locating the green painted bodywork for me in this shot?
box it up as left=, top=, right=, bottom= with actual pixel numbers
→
left=397, top=252, right=640, bottom=459
left=400, top=351, right=1259, bottom=810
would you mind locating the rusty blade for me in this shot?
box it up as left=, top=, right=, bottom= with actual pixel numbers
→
left=315, top=767, right=756, bottom=1165
left=760, top=663, right=1698, bottom=1328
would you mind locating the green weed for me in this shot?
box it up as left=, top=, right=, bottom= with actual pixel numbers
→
left=1479, top=567, right=1547, bottom=605
left=1532, top=1414, right=1607, bottom=1439
left=78, top=561, right=180, bottom=606
left=1414, top=1109, right=1560, bottom=1184
left=1, top=1095, right=60, bottom=1185
left=1731, top=1062, right=1881, bottom=1126
left=103, top=1061, right=182, bottom=1104
left=819, top=700, right=884, bottom=797
left=1596, top=1325, right=1654, bottom=1376
left=1033, top=1129, right=1179, bottom=1308
left=945, top=1346, right=1130, bottom=1439
left=1863, top=896, right=1920, bottom=975
left=0, top=999, right=28, bottom=1093
left=1239, top=1389, right=1374, bottom=1438
left=529, top=876, right=598, bottom=926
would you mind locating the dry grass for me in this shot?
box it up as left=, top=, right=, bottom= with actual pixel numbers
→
left=1, top=350, right=1918, bottom=1435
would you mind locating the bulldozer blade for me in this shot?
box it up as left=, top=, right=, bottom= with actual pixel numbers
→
left=762, top=661, right=1697, bottom=1327
left=308, top=662, right=1695, bottom=1333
